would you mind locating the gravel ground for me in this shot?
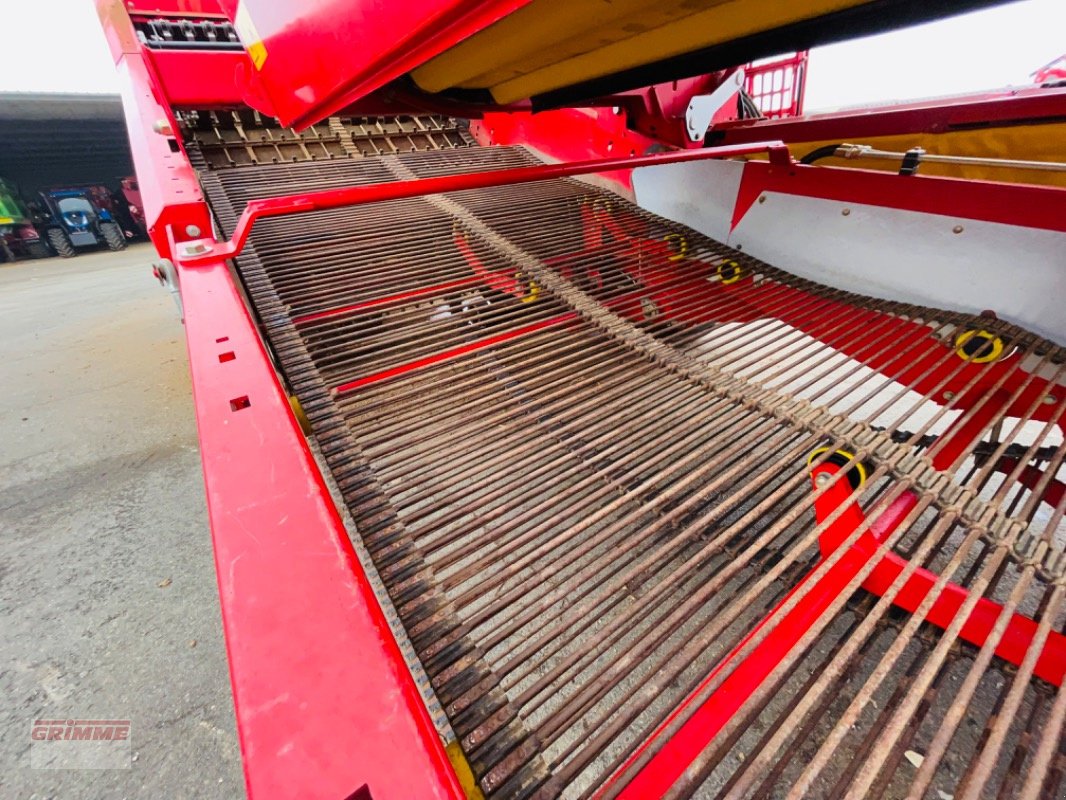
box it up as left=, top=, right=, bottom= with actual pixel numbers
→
left=0, top=245, right=244, bottom=799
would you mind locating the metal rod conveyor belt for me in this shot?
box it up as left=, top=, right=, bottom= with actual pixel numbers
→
left=187, top=116, right=1066, bottom=800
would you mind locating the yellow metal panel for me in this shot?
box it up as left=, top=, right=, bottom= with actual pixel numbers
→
left=411, top=0, right=866, bottom=102
left=445, top=739, right=485, bottom=800
left=413, top=0, right=722, bottom=93
left=759, top=124, right=1066, bottom=188
left=490, top=0, right=859, bottom=103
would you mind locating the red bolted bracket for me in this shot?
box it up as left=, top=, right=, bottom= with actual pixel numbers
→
left=605, top=452, right=1064, bottom=800
left=608, top=457, right=917, bottom=800
left=809, top=451, right=1065, bottom=687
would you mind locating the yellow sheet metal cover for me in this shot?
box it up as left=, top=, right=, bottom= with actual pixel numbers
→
left=412, top=0, right=874, bottom=103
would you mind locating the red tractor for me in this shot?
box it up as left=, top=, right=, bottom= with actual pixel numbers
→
left=120, top=176, right=148, bottom=238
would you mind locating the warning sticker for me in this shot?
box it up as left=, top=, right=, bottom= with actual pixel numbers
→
left=233, top=2, right=268, bottom=70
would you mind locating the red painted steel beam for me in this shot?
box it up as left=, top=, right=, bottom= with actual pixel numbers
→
left=125, top=0, right=227, bottom=14
left=710, top=85, right=1066, bottom=146
left=471, top=109, right=663, bottom=190
left=98, top=0, right=212, bottom=259
left=609, top=456, right=1065, bottom=798
left=98, top=2, right=466, bottom=796
left=177, top=141, right=790, bottom=266
left=178, top=255, right=466, bottom=800
left=731, top=157, right=1066, bottom=235
left=928, top=388, right=1018, bottom=471
left=811, top=465, right=1066, bottom=687
left=608, top=478, right=917, bottom=800
left=328, top=261, right=722, bottom=395
left=333, top=314, right=575, bottom=395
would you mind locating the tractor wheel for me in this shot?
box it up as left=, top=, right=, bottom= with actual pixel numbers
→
left=47, top=228, right=76, bottom=258
left=100, top=222, right=127, bottom=251
left=26, top=241, right=50, bottom=259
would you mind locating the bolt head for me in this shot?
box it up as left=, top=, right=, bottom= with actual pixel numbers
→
left=181, top=241, right=209, bottom=257
left=943, top=391, right=955, bottom=401
left=185, top=224, right=202, bottom=237
left=1044, top=394, right=1058, bottom=405
left=814, top=472, right=831, bottom=487
left=953, top=225, right=964, bottom=234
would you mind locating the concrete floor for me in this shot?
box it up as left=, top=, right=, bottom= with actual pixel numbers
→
left=0, top=245, right=244, bottom=798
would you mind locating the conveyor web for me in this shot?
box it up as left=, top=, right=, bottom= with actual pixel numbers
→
left=190, top=121, right=1066, bottom=799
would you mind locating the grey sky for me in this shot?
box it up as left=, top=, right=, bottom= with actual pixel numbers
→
left=0, top=0, right=1063, bottom=111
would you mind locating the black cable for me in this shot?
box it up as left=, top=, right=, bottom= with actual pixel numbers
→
left=799, top=143, right=844, bottom=164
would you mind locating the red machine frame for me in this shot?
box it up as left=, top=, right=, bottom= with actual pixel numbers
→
left=99, top=3, right=465, bottom=798
left=98, top=1, right=1066, bottom=797
left=707, top=81, right=1066, bottom=150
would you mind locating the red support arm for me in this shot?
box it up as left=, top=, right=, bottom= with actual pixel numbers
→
left=607, top=459, right=1064, bottom=799
left=608, top=478, right=917, bottom=800
left=176, top=141, right=791, bottom=266
left=811, top=467, right=1066, bottom=687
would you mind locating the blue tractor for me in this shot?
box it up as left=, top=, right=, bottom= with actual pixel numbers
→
left=33, top=186, right=128, bottom=257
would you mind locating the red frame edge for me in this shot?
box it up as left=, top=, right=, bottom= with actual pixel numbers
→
left=182, top=261, right=464, bottom=800
left=95, top=2, right=465, bottom=798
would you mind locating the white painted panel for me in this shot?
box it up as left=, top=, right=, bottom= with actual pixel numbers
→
left=730, top=194, right=1066, bottom=345
left=632, top=159, right=1066, bottom=345
left=632, top=159, right=744, bottom=243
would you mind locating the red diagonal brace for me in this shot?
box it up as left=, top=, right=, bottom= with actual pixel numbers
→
left=812, top=464, right=1065, bottom=687
left=608, top=476, right=917, bottom=800
left=607, top=459, right=1064, bottom=800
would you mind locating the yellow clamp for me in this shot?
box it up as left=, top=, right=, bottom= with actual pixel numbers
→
left=718, top=259, right=743, bottom=285
left=445, top=739, right=485, bottom=800
left=807, top=446, right=868, bottom=488
left=288, top=395, right=312, bottom=436
left=591, top=197, right=615, bottom=216
left=954, top=329, right=1004, bottom=364
left=663, top=232, right=688, bottom=262
left=521, top=277, right=540, bottom=303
